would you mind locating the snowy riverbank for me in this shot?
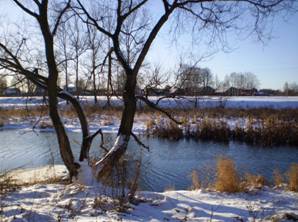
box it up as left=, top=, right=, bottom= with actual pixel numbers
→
left=1, top=96, right=298, bottom=109
left=1, top=165, right=298, bottom=222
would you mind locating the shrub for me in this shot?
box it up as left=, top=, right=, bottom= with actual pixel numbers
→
left=215, top=157, right=240, bottom=193
left=287, top=163, right=298, bottom=192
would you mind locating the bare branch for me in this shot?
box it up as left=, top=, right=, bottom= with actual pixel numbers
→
left=131, top=131, right=149, bottom=151
left=122, top=0, right=148, bottom=19
left=86, top=129, right=109, bottom=153
left=12, top=0, right=39, bottom=18
left=137, top=95, right=182, bottom=124
left=52, top=0, right=72, bottom=36
left=75, top=0, right=113, bottom=38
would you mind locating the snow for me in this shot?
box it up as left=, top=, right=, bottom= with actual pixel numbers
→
left=1, top=96, right=298, bottom=109
left=74, top=161, right=96, bottom=186
left=1, top=166, right=298, bottom=221
left=3, top=165, right=68, bottom=184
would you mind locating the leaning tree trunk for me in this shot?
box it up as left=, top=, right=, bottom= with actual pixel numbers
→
left=94, top=72, right=137, bottom=179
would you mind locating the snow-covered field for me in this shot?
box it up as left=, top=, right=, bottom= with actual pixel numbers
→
left=1, top=166, right=298, bottom=222
left=1, top=96, right=298, bottom=109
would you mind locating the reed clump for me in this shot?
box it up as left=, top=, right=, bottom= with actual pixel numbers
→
left=273, top=169, right=284, bottom=187
left=287, top=163, right=298, bottom=192
left=196, top=118, right=230, bottom=143
left=215, top=157, right=240, bottom=193
left=190, top=170, right=201, bottom=190
left=152, top=121, right=183, bottom=140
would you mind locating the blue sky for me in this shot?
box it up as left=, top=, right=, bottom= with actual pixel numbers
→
left=1, top=0, right=297, bottom=90
left=146, top=3, right=298, bottom=90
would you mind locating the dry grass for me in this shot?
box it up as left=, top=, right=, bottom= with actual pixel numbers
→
left=287, top=163, right=298, bottom=192
left=2, top=104, right=298, bottom=146
left=195, top=118, right=230, bottom=143
left=152, top=121, right=183, bottom=140
left=0, top=172, right=19, bottom=195
left=164, top=185, right=176, bottom=191
left=190, top=170, right=201, bottom=190
left=242, top=173, right=266, bottom=189
left=273, top=169, right=284, bottom=187
left=215, top=157, right=240, bottom=193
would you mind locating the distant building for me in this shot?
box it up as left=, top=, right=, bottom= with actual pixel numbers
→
left=224, top=87, right=258, bottom=96
left=225, top=87, right=241, bottom=96
left=145, top=87, right=165, bottom=96
left=240, top=88, right=258, bottom=96
left=198, top=86, right=215, bottom=95
left=3, top=88, right=21, bottom=96
left=257, top=89, right=281, bottom=96
left=63, top=84, right=76, bottom=94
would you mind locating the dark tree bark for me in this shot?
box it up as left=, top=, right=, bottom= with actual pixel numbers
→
left=10, top=0, right=79, bottom=178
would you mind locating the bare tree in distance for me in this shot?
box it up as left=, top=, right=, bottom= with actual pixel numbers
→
left=224, top=72, right=260, bottom=90
left=68, top=15, right=89, bottom=98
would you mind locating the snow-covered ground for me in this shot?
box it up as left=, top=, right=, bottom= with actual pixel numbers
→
left=0, top=114, right=146, bottom=134
left=1, top=166, right=298, bottom=222
left=1, top=96, right=298, bottom=109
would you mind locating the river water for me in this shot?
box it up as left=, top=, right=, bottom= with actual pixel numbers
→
left=1, top=129, right=297, bottom=191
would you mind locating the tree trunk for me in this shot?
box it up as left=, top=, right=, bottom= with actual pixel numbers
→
left=92, top=50, right=97, bottom=104
left=38, top=14, right=79, bottom=179
left=58, top=91, right=91, bottom=162
left=95, top=71, right=137, bottom=179
left=106, top=52, right=112, bottom=107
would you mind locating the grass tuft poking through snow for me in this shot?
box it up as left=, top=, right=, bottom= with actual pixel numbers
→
left=273, top=169, right=284, bottom=187
left=190, top=170, right=201, bottom=191
left=215, top=157, right=240, bottom=193
left=288, top=163, right=298, bottom=192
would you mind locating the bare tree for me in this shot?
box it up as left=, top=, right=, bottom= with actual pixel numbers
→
left=68, top=16, right=89, bottom=98
left=86, top=24, right=103, bottom=103
left=225, top=72, right=259, bottom=89
left=57, top=20, right=73, bottom=95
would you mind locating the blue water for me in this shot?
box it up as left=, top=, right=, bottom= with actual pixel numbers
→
left=0, top=129, right=297, bottom=191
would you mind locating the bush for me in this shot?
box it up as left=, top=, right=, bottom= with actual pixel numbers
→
left=215, top=157, right=240, bottom=193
